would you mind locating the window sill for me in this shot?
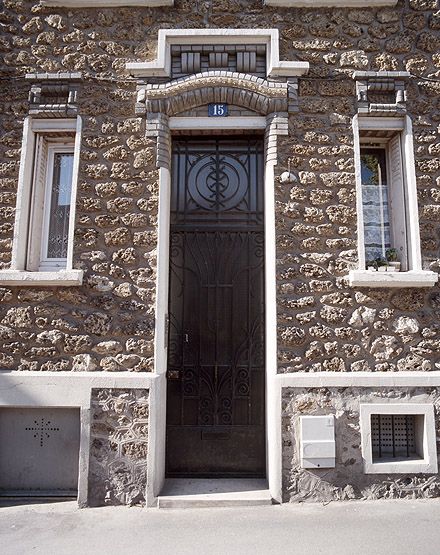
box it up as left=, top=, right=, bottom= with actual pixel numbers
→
left=0, top=270, right=83, bottom=286
left=40, top=0, right=173, bottom=6
left=348, top=270, right=438, bottom=288
left=364, top=459, right=437, bottom=475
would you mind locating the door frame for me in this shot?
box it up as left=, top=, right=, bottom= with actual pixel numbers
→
left=148, top=115, right=282, bottom=505
left=165, top=136, right=267, bottom=478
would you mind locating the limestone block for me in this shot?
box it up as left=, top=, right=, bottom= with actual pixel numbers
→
left=320, top=305, right=347, bottom=324
left=2, top=307, right=32, bottom=328
left=104, top=227, right=130, bottom=246
left=349, top=307, right=376, bottom=327
left=72, top=353, right=97, bottom=372
left=370, top=335, right=403, bottom=361
left=63, top=335, right=93, bottom=354
left=92, top=341, right=123, bottom=355
left=393, top=317, right=420, bottom=335
left=84, top=313, right=112, bottom=336
left=396, top=353, right=431, bottom=371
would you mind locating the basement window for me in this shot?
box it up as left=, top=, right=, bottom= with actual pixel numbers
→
left=360, top=404, right=438, bottom=474
left=371, top=414, right=420, bottom=462
left=348, top=116, right=438, bottom=288
left=0, top=118, right=83, bottom=286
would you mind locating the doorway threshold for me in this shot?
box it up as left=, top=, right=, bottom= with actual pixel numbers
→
left=157, top=479, right=272, bottom=508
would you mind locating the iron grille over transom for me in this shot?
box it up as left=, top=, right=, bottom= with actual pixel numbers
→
left=171, top=138, right=264, bottom=231
left=371, top=414, right=417, bottom=460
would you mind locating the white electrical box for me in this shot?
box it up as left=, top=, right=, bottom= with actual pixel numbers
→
left=300, top=415, right=336, bottom=469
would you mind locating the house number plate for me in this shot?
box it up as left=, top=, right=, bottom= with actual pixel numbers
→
left=208, top=103, right=228, bottom=117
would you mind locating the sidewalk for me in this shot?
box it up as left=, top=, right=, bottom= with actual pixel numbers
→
left=1, top=498, right=440, bottom=555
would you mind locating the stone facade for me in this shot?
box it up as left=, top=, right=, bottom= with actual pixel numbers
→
left=88, top=388, right=149, bottom=506
left=282, top=386, right=440, bottom=502
left=0, top=0, right=439, bottom=504
left=0, top=1, right=438, bottom=375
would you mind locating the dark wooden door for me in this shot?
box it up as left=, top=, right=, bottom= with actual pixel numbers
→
left=166, top=137, right=265, bottom=477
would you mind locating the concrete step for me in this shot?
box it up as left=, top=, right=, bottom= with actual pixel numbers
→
left=157, top=478, right=272, bottom=509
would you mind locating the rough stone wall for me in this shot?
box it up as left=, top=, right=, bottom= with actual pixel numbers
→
left=88, top=388, right=149, bottom=506
left=282, top=386, right=440, bottom=502
left=274, top=3, right=440, bottom=374
left=0, top=0, right=439, bottom=375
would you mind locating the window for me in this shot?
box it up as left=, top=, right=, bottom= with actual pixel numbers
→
left=360, top=404, right=438, bottom=474
left=360, top=141, right=406, bottom=270
left=349, top=116, right=438, bottom=288
left=29, top=141, right=75, bottom=271
left=0, top=118, right=83, bottom=286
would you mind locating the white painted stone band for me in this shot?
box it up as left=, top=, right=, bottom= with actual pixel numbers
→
left=264, top=0, right=397, bottom=6
left=41, top=0, right=173, bottom=6
left=276, top=371, right=440, bottom=388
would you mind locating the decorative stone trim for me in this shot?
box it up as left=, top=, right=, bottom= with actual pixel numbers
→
left=26, top=72, right=81, bottom=118
left=145, top=113, right=171, bottom=169
left=126, top=29, right=309, bottom=78
left=353, top=71, right=410, bottom=116
left=181, top=52, right=201, bottom=74
left=237, top=52, right=257, bottom=73
left=209, top=52, right=229, bottom=69
left=265, top=113, right=288, bottom=165
left=287, top=79, right=299, bottom=113
left=136, top=72, right=289, bottom=117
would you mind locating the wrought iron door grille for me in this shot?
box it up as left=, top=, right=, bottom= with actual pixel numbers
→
left=166, top=137, right=265, bottom=476
left=371, top=414, right=417, bottom=460
left=171, top=138, right=264, bottom=231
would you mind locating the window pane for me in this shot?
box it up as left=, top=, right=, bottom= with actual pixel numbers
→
left=360, top=148, right=391, bottom=263
left=46, top=152, right=73, bottom=259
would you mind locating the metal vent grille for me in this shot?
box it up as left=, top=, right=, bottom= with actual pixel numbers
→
left=371, top=414, right=416, bottom=459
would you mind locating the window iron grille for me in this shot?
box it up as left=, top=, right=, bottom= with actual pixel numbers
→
left=371, top=414, right=417, bottom=460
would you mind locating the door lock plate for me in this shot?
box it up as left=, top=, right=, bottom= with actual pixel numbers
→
left=167, top=369, right=180, bottom=380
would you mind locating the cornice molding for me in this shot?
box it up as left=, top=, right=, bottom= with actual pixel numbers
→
left=126, top=29, right=309, bottom=79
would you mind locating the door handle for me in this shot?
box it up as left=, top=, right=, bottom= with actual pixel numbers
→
left=184, top=334, right=189, bottom=343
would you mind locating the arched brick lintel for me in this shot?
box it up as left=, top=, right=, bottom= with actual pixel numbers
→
left=139, top=72, right=289, bottom=116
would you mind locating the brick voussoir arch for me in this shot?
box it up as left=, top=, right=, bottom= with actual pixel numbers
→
left=138, top=71, right=289, bottom=116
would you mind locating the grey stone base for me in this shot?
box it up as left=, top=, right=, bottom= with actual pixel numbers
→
left=282, top=386, right=440, bottom=502
left=88, top=388, right=149, bottom=507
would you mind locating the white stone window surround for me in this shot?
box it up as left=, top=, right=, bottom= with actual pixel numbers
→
left=126, top=29, right=309, bottom=78
left=348, top=115, right=438, bottom=288
left=360, top=403, right=438, bottom=475
left=0, top=117, right=83, bottom=287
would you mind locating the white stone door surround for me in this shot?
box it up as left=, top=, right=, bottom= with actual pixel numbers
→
left=130, top=29, right=310, bottom=504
